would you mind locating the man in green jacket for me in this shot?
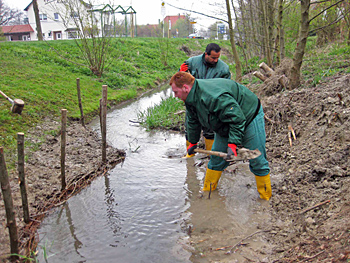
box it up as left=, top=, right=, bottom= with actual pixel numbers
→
left=179, top=43, right=231, bottom=153
left=170, top=71, right=271, bottom=200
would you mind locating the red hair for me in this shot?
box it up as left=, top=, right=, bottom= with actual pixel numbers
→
left=169, top=72, right=195, bottom=87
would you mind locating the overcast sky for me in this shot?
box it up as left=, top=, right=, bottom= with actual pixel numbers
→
left=7, top=0, right=227, bottom=30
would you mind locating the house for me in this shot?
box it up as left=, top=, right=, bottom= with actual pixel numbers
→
left=0, top=24, right=34, bottom=41
left=23, top=0, right=137, bottom=41
left=24, top=0, right=85, bottom=40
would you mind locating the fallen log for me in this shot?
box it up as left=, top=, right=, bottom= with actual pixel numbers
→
left=253, top=71, right=268, bottom=82
left=259, top=62, right=274, bottom=77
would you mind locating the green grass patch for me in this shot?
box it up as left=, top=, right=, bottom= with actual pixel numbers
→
left=137, top=96, right=185, bottom=131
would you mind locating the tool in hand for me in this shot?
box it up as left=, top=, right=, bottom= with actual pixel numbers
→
left=183, top=148, right=261, bottom=162
left=0, top=90, right=25, bottom=114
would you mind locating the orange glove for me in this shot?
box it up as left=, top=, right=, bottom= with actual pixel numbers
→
left=180, top=62, right=189, bottom=72
left=226, top=144, right=237, bottom=160
left=187, top=143, right=197, bottom=155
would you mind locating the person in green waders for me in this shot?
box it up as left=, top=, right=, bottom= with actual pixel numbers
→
left=170, top=71, right=272, bottom=200
left=179, top=43, right=231, bottom=153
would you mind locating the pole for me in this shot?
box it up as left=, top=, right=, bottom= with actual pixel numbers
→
left=17, top=133, right=30, bottom=223
left=61, top=109, right=67, bottom=190
left=101, top=85, right=107, bottom=163
left=76, top=78, right=85, bottom=127
left=0, top=147, right=19, bottom=259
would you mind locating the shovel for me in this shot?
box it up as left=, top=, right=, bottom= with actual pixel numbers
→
left=0, top=90, right=25, bottom=114
left=184, top=148, right=261, bottom=162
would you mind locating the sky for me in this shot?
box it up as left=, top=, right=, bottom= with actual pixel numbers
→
left=7, top=0, right=227, bottom=31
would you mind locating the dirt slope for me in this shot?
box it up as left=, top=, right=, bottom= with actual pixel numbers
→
left=261, top=72, right=350, bottom=262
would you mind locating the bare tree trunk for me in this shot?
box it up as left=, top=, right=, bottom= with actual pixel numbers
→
left=33, top=0, right=43, bottom=41
left=267, top=0, right=276, bottom=66
left=226, top=0, right=242, bottom=81
left=248, top=0, right=261, bottom=56
left=231, top=0, right=249, bottom=69
left=275, top=0, right=284, bottom=65
left=290, top=0, right=311, bottom=89
left=259, top=0, right=272, bottom=66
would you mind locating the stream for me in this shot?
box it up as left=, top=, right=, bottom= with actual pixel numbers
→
left=37, top=85, right=271, bottom=263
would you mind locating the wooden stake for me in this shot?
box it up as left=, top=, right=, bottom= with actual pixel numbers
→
left=61, top=109, right=67, bottom=190
left=101, top=85, right=107, bottom=163
left=0, top=147, right=19, bottom=258
left=17, top=132, right=30, bottom=223
left=76, top=78, right=85, bottom=128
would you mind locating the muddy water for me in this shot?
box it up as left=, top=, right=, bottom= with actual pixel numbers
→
left=37, top=86, right=271, bottom=263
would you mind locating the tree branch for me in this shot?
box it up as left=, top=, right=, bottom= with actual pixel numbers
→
left=309, top=8, right=350, bottom=35
left=309, top=0, right=345, bottom=23
left=166, top=3, right=228, bottom=23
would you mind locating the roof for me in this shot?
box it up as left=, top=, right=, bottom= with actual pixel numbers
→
left=164, top=15, right=186, bottom=26
left=1, top=24, right=34, bottom=34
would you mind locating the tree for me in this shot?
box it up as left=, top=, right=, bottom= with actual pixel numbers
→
left=32, top=0, right=43, bottom=41
left=0, top=0, right=24, bottom=25
left=290, top=0, right=345, bottom=89
left=225, top=0, right=242, bottom=81
left=48, top=0, right=123, bottom=77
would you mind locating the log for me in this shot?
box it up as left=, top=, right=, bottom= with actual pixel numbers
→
left=253, top=71, right=268, bottom=82
left=259, top=62, right=274, bottom=77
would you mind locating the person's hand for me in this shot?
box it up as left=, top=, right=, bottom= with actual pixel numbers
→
left=187, top=143, right=197, bottom=155
left=180, top=62, right=189, bottom=72
left=225, top=144, right=237, bottom=160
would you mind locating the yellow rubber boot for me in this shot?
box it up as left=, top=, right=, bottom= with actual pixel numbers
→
left=204, top=138, right=214, bottom=151
left=255, top=173, right=272, bottom=200
left=185, top=140, right=195, bottom=158
left=203, top=168, right=222, bottom=191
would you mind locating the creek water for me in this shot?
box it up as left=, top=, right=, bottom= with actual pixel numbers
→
left=37, top=85, right=271, bottom=263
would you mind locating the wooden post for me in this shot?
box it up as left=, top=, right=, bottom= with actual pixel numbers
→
left=17, top=133, right=30, bottom=224
left=101, top=85, right=107, bottom=163
left=61, top=109, right=67, bottom=190
left=0, top=147, right=19, bottom=258
left=76, top=78, right=85, bottom=128
left=259, top=62, right=275, bottom=77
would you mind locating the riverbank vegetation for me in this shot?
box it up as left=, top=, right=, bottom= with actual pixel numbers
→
left=0, top=38, right=231, bottom=163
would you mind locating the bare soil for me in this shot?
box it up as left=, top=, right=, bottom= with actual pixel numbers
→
left=1, top=72, right=350, bottom=262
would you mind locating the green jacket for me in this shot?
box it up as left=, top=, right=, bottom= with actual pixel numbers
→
left=185, top=79, right=260, bottom=145
left=185, top=53, right=231, bottom=79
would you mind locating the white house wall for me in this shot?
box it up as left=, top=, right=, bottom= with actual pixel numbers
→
left=26, top=0, right=102, bottom=41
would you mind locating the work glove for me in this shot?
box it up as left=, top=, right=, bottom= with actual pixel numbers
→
left=187, top=143, right=197, bottom=155
left=180, top=62, right=189, bottom=72
left=225, top=143, right=237, bottom=160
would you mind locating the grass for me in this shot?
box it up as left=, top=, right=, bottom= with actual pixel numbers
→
left=0, top=37, right=234, bottom=166
left=137, top=96, right=185, bottom=131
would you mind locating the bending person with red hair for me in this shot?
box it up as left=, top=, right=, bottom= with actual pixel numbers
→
left=170, top=71, right=271, bottom=200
